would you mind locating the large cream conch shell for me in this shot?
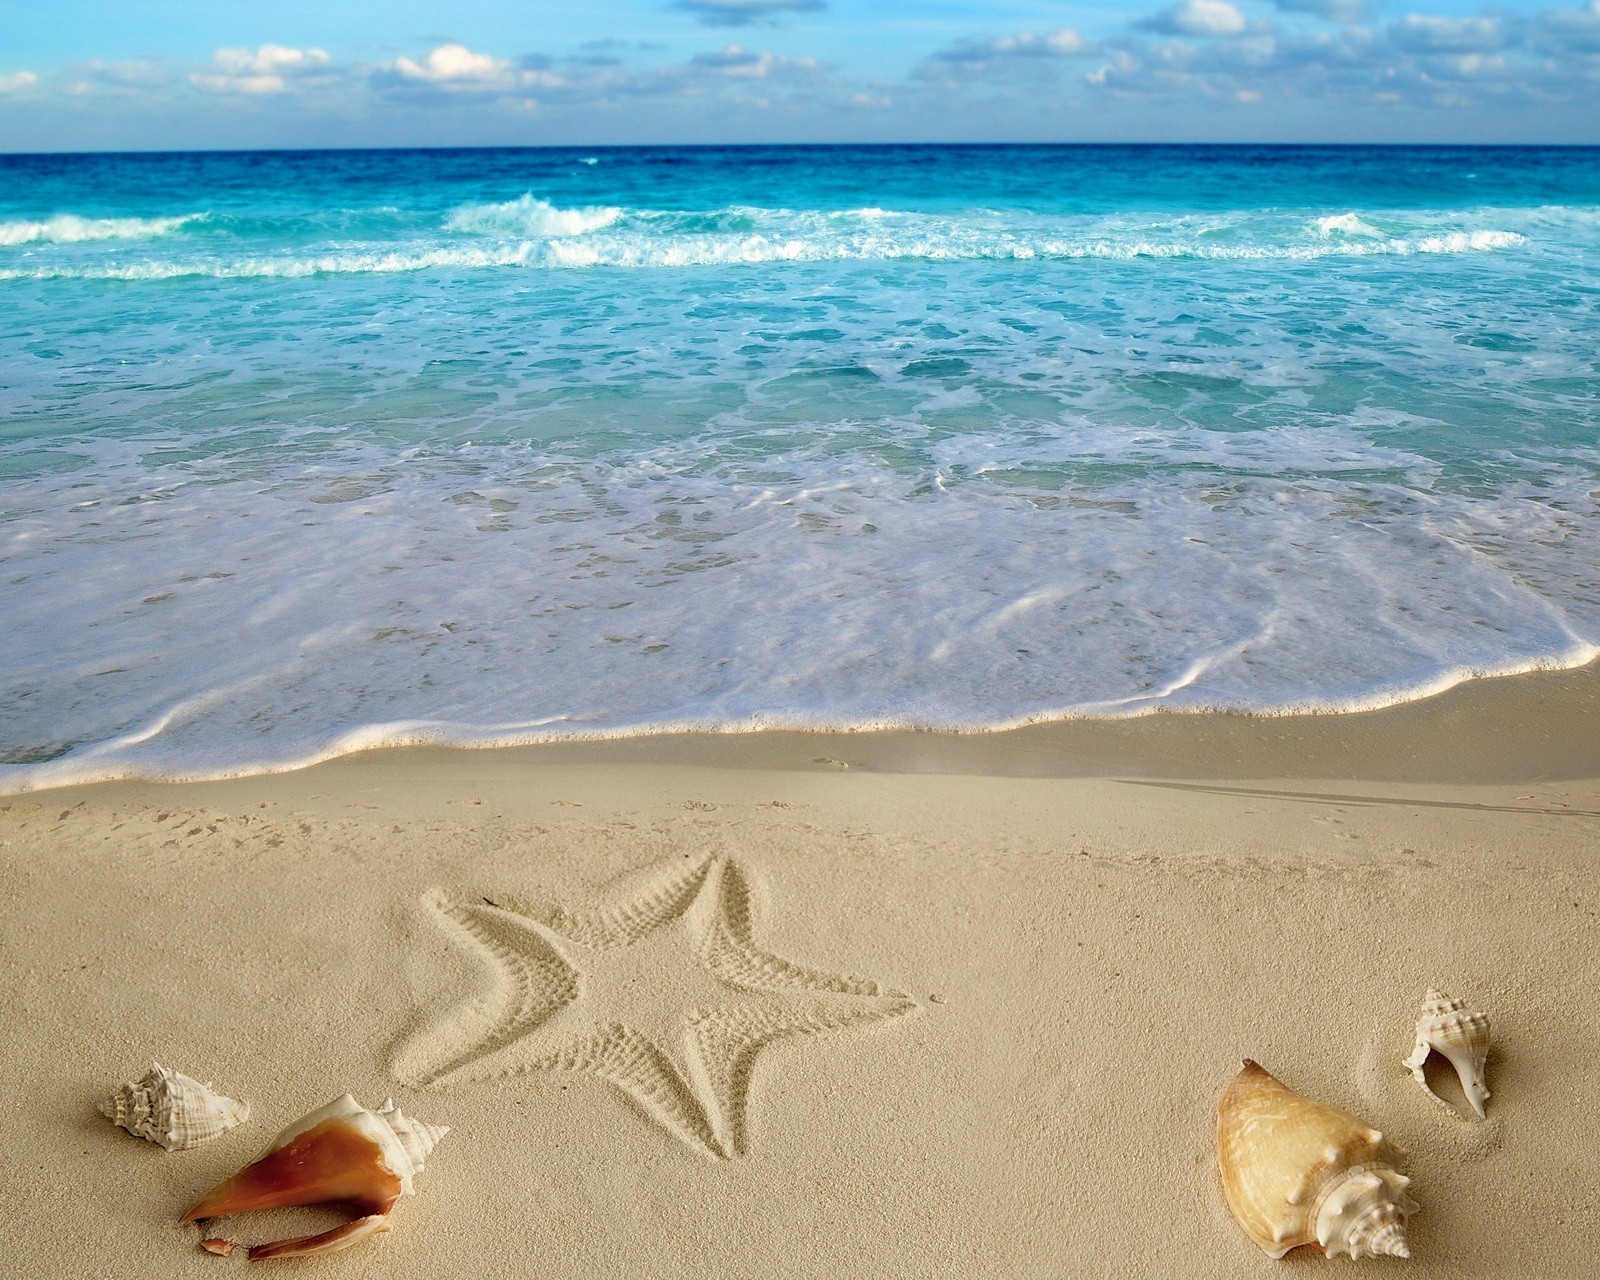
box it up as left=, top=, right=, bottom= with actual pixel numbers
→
left=1402, top=987, right=1491, bottom=1119
left=99, top=1063, right=250, bottom=1152
left=1217, top=1060, right=1419, bottom=1261
left=183, top=1094, right=448, bottom=1260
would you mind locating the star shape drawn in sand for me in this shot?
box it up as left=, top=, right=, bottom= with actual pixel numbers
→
left=402, top=857, right=916, bottom=1158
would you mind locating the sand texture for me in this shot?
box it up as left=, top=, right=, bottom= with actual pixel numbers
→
left=3, top=684, right=1599, bottom=1277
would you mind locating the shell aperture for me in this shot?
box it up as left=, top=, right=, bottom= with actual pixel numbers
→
left=182, top=1094, right=447, bottom=1260
left=1403, top=988, right=1491, bottom=1119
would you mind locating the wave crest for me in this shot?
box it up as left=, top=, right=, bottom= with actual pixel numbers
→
left=0, top=212, right=204, bottom=247
left=444, top=195, right=623, bottom=238
left=1314, top=212, right=1382, bottom=238
left=0, top=225, right=1529, bottom=280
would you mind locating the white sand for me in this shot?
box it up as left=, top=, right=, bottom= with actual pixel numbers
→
left=3, top=668, right=1598, bottom=1277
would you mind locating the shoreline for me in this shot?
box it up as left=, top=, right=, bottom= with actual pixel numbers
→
left=10, top=656, right=1600, bottom=800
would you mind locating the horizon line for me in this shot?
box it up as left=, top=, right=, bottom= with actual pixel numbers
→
left=7, top=139, right=1600, bottom=161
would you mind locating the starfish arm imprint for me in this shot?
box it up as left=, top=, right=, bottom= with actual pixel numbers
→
left=530, top=1023, right=724, bottom=1158
left=404, top=889, right=578, bottom=1087
left=700, top=859, right=905, bottom=998
left=688, top=995, right=920, bottom=1157
left=548, top=857, right=716, bottom=948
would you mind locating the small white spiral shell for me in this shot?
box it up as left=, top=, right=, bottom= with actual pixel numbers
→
left=99, top=1062, right=250, bottom=1152
left=1403, top=987, right=1491, bottom=1119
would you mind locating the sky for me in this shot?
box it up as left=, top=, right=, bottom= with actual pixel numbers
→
left=1, top=0, right=1598, bottom=150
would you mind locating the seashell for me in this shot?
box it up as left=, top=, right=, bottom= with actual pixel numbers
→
left=1403, top=987, right=1490, bottom=1119
left=98, top=1062, right=250, bottom=1152
left=198, top=1238, right=236, bottom=1257
left=182, top=1094, right=447, bottom=1261
left=379, top=1098, right=451, bottom=1173
left=1217, top=1059, right=1419, bottom=1261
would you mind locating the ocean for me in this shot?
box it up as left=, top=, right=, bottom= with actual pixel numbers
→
left=2, top=144, right=1598, bottom=789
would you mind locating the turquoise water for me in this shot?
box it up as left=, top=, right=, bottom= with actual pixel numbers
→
left=3, top=145, right=1599, bottom=788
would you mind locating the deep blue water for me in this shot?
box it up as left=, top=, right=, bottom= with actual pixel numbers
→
left=3, top=145, right=1599, bottom=788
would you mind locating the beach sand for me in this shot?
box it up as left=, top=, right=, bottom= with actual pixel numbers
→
left=3, top=666, right=1598, bottom=1278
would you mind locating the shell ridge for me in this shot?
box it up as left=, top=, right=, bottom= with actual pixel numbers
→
left=1404, top=986, right=1491, bottom=1118
left=1218, top=1060, right=1417, bottom=1260
left=99, top=1063, right=249, bottom=1152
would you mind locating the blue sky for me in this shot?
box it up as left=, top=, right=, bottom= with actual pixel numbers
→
left=2, top=0, right=1598, bottom=150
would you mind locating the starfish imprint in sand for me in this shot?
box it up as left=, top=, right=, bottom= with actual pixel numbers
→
left=400, top=856, right=917, bottom=1158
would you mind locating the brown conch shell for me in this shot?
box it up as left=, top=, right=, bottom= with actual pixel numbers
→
left=99, top=1062, right=250, bottom=1152
left=183, top=1094, right=447, bottom=1260
left=1403, top=987, right=1491, bottom=1119
left=1217, top=1060, right=1418, bottom=1261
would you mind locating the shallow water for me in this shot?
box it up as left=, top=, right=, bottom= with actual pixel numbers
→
left=3, top=144, right=1599, bottom=788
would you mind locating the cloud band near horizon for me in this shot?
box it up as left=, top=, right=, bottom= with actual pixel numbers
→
left=2, top=0, right=1598, bottom=149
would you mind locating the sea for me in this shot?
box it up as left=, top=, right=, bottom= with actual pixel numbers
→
left=2, top=144, right=1598, bottom=790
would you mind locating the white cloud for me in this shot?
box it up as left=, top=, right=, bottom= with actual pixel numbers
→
left=1075, top=13, right=1587, bottom=110
left=1139, top=0, right=1251, bottom=37
left=985, top=29, right=1089, bottom=58
left=7, top=8, right=1600, bottom=142
left=363, top=40, right=829, bottom=107
left=676, top=0, right=826, bottom=26
left=932, top=5, right=1576, bottom=111
left=920, top=28, right=1096, bottom=79
left=1387, top=15, right=1508, bottom=54
left=1086, top=50, right=1148, bottom=89
left=688, top=44, right=823, bottom=79
left=390, top=43, right=514, bottom=88
left=375, top=43, right=579, bottom=99
left=1425, top=52, right=1511, bottom=81
left=189, top=45, right=332, bottom=95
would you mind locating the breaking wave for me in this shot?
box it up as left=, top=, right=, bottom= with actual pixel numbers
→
left=444, top=194, right=623, bottom=238
left=1313, top=212, right=1383, bottom=238
left=0, top=215, right=1529, bottom=280
left=0, top=212, right=205, bottom=246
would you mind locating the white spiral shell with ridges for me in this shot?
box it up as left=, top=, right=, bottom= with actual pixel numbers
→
left=377, top=1098, right=449, bottom=1181
left=99, top=1062, right=250, bottom=1152
left=1315, top=1166, right=1419, bottom=1260
left=1403, top=987, right=1491, bottom=1119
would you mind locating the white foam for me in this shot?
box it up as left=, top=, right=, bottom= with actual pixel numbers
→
left=2, top=422, right=1596, bottom=794
left=1314, top=212, right=1382, bottom=238
left=444, top=195, right=623, bottom=238
left=0, top=189, right=1588, bottom=790
left=0, top=222, right=1529, bottom=280
left=1409, top=230, right=1525, bottom=254
left=0, top=212, right=203, bottom=246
